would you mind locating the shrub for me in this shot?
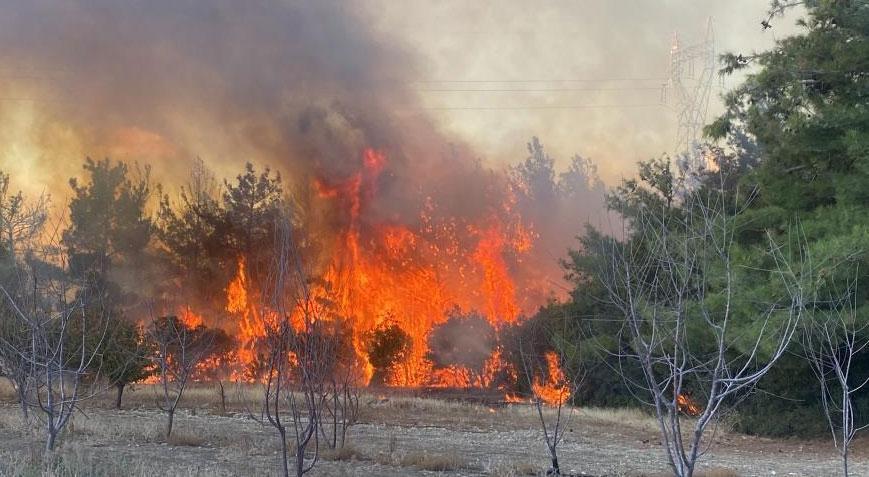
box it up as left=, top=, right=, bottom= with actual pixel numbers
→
left=365, top=321, right=412, bottom=385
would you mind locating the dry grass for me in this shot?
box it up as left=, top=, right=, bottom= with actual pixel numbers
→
left=483, top=459, right=538, bottom=476
left=0, top=442, right=201, bottom=477
left=630, top=468, right=740, bottom=477
left=0, top=381, right=838, bottom=476
left=696, top=468, right=741, bottom=477
left=2, top=379, right=665, bottom=434
left=321, top=444, right=363, bottom=462
left=166, top=430, right=208, bottom=447
left=577, top=406, right=662, bottom=433
left=320, top=437, right=478, bottom=473
left=0, top=378, right=18, bottom=404
left=398, top=450, right=476, bottom=472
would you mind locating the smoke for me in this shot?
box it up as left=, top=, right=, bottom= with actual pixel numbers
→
left=4, top=1, right=508, bottom=220
left=0, top=0, right=616, bottom=320
left=427, top=310, right=496, bottom=374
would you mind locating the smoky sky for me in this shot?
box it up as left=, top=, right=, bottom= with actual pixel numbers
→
left=0, top=0, right=803, bottom=196
left=0, top=0, right=470, bottom=203
left=367, top=0, right=801, bottom=181
left=0, top=0, right=803, bottom=263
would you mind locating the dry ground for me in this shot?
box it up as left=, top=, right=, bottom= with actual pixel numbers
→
left=0, top=381, right=865, bottom=476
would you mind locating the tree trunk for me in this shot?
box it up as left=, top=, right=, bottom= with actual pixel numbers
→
left=46, top=423, right=57, bottom=451
left=843, top=449, right=849, bottom=477
left=115, top=383, right=125, bottom=410
left=217, top=381, right=227, bottom=415
left=548, top=454, right=560, bottom=475
left=296, top=443, right=305, bottom=477
left=166, top=408, right=175, bottom=439
left=18, top=388, right=28, bottom=419
left=278, top=426, right=290, bottom=477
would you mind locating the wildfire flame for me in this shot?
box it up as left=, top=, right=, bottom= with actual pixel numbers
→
left=531, top=351, right=572, bottom=407
left=225, top=257, right=271, bottom=376
left=306, top=147, right=536, bottom=386
left=179, top=147, right=556, bottom=389
left=677, top=393, right=701, bottom=416
left=178, top=307, right=204, bottom=328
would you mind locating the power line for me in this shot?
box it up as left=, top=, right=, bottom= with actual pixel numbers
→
left=423, top=103, right=667, bottom=111
left=416, top=86, right=664, bottom=92
left=0, top=97, right=69, bottom=103
left=411, top=77, right=666, bottom=84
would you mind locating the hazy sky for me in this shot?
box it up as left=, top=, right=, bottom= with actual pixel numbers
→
left=0, top=0, right=802, bottom=198
left=365, top=0, right=800, bottom=181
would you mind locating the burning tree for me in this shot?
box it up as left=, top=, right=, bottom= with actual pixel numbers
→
left=158, top=160, right=284, bottom=304
left=595, top=160, right=807, bottom=477
left=365, top=321, right=412, bottom=385
left=151, top=144, right=591, bottom=392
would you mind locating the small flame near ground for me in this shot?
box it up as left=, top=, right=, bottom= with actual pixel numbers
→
left=677, top=394, right=701, bottom=417
left=531, top=351, right=572, bottom=406
left=504, top=351, right=572, bottom=407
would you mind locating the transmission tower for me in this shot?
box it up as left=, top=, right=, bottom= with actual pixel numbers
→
left=665, top=18, right=717, bottom=173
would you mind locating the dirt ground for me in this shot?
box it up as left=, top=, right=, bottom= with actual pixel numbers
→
left=0, top=383, right=865, bottom=476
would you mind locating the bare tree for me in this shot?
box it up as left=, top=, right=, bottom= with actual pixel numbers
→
left=803, top=275, right=868, bottom=477
left=0, top=170, right=49, bottom=417
left=260, top=209, right=333, bottom=477
left=516, top=314, right=582, bottom=476
left=149, top=312, right=217, bottom=438
left=0, top=170, right=48, bottom=258
left=0, top=242, right=111, bottom=451
left=317, top=320, right=361, bottom=451
left=320, top=372, right=359, bottom=451
left=0, top=291, right=35, bottom=419
left=597, top=183, right=806, bottom=477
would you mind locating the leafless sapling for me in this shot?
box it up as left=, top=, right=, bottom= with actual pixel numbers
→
left=803, top=274, right=869, bottom=477
left=597, top=182, right=806, bottom=477
left=516, top=313, right=582, bottom=476
left=0, top=170, right=49, bottom=418
left=149, top=311, right=217, bottom=438
left=0, top=241, right=111, bottom=451
left=261, top=209, right=332, bottom=477
left=317, top=318, right=361, bottom=451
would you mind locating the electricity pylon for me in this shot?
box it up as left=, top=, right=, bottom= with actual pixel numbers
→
left=664, top=18, right=717, bottom=174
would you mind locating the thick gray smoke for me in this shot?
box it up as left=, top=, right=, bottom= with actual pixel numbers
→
left=1, top=0, right=506, bottom=222
left=0, top=0, right=610, bottom=312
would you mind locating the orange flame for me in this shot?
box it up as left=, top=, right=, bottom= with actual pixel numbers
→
left=181, top=147, right=553, bottom=389
left=531, top=351, right=571, bottom=407
left=677, top=393, right=701, bottom=416
left=178, top=307, right=204, bottom=328
left=225, top=257, right=269, bottom=374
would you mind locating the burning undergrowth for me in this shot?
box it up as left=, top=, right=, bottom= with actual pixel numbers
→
left=148, top=143, right=596, bottom=406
